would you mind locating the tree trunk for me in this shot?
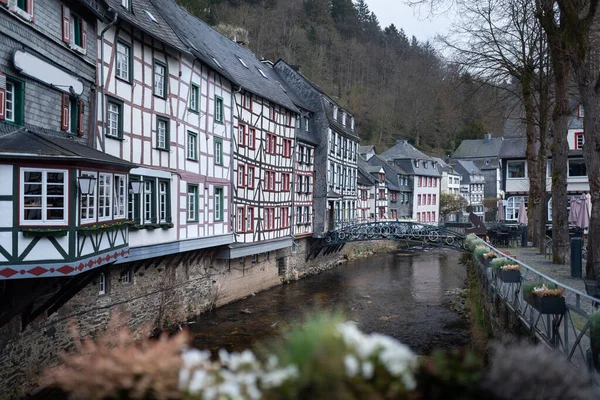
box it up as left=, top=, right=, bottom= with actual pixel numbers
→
left=549, top=50, right=570, bottom=265
left=522, top=74, right=541, bottom=248
left=580, top=94, right=600, bottom=281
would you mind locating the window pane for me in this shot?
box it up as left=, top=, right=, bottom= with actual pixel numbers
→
left=508, top=162, right=525, bottom=178
left=569, top=160, right=587, bottom=177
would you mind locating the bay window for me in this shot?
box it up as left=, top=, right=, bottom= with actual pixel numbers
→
left=80, top=172, right=97, bottom=224
left=143, top=180, right=154, bottom=224
left=507, top=161, right=526, bottom=179
left=568, top=159, right=587, bottom=177
left=158, top=180, right=170, bottom=223
left=113, top=175, right=126, bottom=219
left=98, top=173, right=113, bottom=220
left=21, top=168, right=68, bottom=226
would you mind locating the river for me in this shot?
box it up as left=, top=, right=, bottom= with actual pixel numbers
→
left=189, top=248, right=470, bottom=355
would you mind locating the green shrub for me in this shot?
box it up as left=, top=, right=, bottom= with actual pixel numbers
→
left=473, top=246, right=488, bottom=260
left=523, top=281, right=559, bottom=296
left=490, top=258, right=512, bottom=270
left=468, top=239, right=485, bottom=251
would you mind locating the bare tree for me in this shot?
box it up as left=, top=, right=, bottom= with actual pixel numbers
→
left=440, top=0, right=550, bottom=251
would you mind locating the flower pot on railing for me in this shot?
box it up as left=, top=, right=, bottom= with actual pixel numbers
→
left=523, top=283, right=565, bottom=315
left=498, top=269, right=521, bottom=283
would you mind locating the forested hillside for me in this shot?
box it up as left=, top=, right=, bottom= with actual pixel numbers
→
left=177, top=0, right=506, bottom=154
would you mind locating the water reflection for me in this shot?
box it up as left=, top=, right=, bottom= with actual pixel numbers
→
left=190, top=249, right=470, bottom=355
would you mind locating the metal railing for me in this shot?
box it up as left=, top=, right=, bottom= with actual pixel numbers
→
left=477, top=242, right=600, bottom=382
left=324, top=220, right=466, bottom=250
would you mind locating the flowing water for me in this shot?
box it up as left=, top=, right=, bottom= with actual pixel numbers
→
left=189, top=249, right=470, bottom=355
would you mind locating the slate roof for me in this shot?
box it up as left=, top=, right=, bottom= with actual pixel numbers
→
left=365, top=154, right=409, bottom=192
left=452, top=160, right=483, bottom=184
left=154, top=0, right=298, bottom=112
left=0, top=128, right=136, bottom=168
left=381, top=141, right=440, bottom=177
left=381, top=140, right=433, bottom=161
left=358, top=145, right=376, bottom=155
left=268, top=67, right=314, bottom=112
left=323, top=100, right=359, bottom=140
left=105, top=0, right=188, bottom=53
left=452, top=136, right=505, bottom=159
left=499, top=137, right=583, bottom=159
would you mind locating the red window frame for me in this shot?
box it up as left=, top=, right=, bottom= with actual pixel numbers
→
left=418, top=177, right=422, bottom=187
left=265, top=170, right=276, bottom=191
left=434, top=178, right=437, bottom=187
left=283, top=138, right=292, bottom=158
left=238, top=123, right=246, bottom=147
left=269, top=104, right=276, bottom=121
left=246, top=206, right=254, bottom=232
left=433, top=194, right=436, bottom=205
left=266, top=133, right=277, bottom=154
left=281, top=207, right=289, bottom=228
left=243, top=94, right=252, bottom=111
left=432, top=211, right=436, bottom=222
left=265, top=207, right=276, bottom=230
left=248, top=127, right=256, bottom=149
left=417, top=212, right=421, bottom=222
left=428, top=194, right=432, bottom=205
left=238, top=164, right=245, bottom=188
left=236, top=206, right=245, bottom=232
left=575, top=131, right=585, bottom=149
left=247, top=166, right=255, bottom=189
left=282, top=172, right=290, bottom=192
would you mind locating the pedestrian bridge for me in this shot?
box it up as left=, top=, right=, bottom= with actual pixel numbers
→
left=322, top=221, right=467, bottom=250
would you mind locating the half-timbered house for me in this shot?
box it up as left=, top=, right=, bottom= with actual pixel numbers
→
left=157, top=0, right=300, bottom=261
left=96, top=0, right=233, bottom=263
left=0, top=0, right=135, bottom=280
left=274, top=60, right=359, bottom=233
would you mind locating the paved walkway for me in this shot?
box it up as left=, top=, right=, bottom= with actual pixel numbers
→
left=506, top=246, right=587, bottom=294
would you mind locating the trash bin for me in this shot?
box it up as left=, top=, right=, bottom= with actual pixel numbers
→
left=571, top=237, right=582, bottom=278
left=521, top=225, right=528, bottom=247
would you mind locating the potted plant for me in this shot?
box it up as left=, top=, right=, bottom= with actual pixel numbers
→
left=522, top=282, right=565, bottom=314
left=591, top=311, right=600, bottom=372
left=468, top=238, right=485, bottom=251
left=473, top=245, right=489, bottom=262
left=483, top=251, right=498, bottom=268
left=490, top=258, right=520, bottom=283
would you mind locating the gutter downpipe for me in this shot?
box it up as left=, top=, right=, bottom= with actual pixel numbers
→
left=231, top=85, right=242, bottom=238
left=100, top=10, right=118, bottom=152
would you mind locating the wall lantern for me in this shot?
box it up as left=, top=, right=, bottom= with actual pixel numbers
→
left=129, top=180, right=143, bottom=195
left=77, top=175, right=97, bottom=195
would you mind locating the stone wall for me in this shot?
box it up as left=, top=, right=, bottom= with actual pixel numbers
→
left=0, top=238, right=403, bottom=399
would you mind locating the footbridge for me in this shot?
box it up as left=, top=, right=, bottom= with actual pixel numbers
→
left=307, top=221, right=467, bottom=261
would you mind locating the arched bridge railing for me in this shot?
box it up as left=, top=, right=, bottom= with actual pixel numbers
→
left=324, top=221, right=466, bottom=250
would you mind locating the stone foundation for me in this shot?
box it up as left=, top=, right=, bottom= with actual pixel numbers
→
left=0, top=238, right=402, bottom=399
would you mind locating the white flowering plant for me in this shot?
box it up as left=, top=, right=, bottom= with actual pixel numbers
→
left=179, top=314, right=419, bottom=400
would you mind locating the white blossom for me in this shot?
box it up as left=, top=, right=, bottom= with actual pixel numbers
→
left=362, top=361, right=374, bottom=380
left=344, top=354, right=360, bottom=377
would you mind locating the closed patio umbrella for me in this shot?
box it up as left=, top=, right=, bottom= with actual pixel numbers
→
left=569, top=196, right=580, bottom=225
left=586, top=192, right=592, bottom=219
left=518, top=198, right=528, bottom=225
left=577, top=193, right=590, bottom=229
left=497, top=198, right=505, bottom=221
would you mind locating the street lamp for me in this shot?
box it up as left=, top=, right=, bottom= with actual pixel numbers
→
left=77, top=175, right=97, bottom=195
left=129, top=180, right=143, bottom=194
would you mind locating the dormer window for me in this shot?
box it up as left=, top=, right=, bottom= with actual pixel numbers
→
left=351, top=117, right=355, bottom=130
left=424, top=161, right=428, bottom=169
left=257, top=68, right=268, bottom=79
left=578, top=104, right=585, bottom=118
left=333, top=106, right=338, bottom=120
left=121, top=0, right=131, bottom=10
left=415, top=160, right=420, bottom=168
left=342, top=112, right=346, bottom=125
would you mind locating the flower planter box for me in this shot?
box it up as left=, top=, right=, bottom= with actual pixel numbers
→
left=498, top=269, right=521, bottom=283
left=525, top=295, right=566, bottom=315
left=22, top=229, right=68, bottom=238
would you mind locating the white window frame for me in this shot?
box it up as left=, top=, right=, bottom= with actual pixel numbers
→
left=154, top=61, right=166, bottom=97
left=116, top=42, right=130, bottom=81
left=113, top=174, right=126, bottom=219
left=505, top=196, right=528, bottom=221
left=121, top=268, right=132, bottom=284
left=143, top=180, right=153, bottom=224
left=5, top=81, right=15, bottom=123
left=236, top=207, right=245, bottom=232
left=20, top=168, right=69, bottom=226
left=187, top=185, right=198, bottom=222
left=80, top=171, right=97, bottom=224
left=98, top=273, right=106, bottom=295
left=507, top=160, right=527, bottom=179
left=187, top=131, right=198, bottom=160
left=157, top=119, right=167, bottom=150
left=158, top=181, right=168, bottom=223
left=568, top=158, right=587, bottom=177
left=107, top=101, right=120, bottom=138
left=98, top=173, right=113, bottom=221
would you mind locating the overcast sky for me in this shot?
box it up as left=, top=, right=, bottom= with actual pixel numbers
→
left=365, top=1, right=455, bottom=43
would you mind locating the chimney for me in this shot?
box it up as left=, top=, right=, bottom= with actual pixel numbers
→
left=484, top=133, right=492, bottom=142
left=261, top=59, right=274, bottom=68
